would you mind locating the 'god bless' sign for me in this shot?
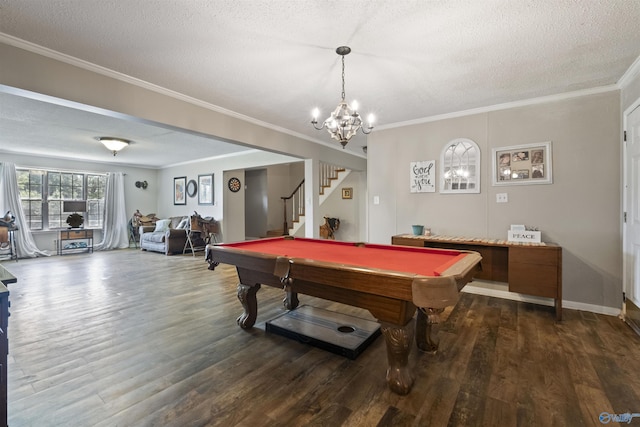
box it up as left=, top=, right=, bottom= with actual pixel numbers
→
left=410, top=160, right=436, bottom=193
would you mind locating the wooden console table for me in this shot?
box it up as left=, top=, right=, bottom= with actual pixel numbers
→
left=58, top=229, right=94, bottom=255
left=392, top=234, right=563, bottom=320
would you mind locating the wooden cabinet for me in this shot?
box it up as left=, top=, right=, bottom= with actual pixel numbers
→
left=58, top=229, right=94, bottom=255
left=0, top=265, right=15, bottom=427
left=392, top=234, right=562, bottom=320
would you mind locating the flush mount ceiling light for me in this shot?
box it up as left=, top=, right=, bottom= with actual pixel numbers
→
left=96, top=137, right=130, bottom=156
left=311, top=46, right=374, bottom=148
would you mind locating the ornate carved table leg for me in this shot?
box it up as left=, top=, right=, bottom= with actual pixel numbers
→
left=380, top=321, right=415, bottom=395
left=236, top=283, right=260, bottom=329
left=282, top=289, right=299, bottom=310
left=415, top=307, right=444, bottom=353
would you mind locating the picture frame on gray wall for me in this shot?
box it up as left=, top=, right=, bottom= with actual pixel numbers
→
left=174, top=176, right=187, bottom=205
left=198, top=174, right=214, bottom=205
left=492, top=141, right=553, bottom=186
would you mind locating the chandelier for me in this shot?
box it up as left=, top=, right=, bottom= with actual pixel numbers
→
left=311, top=46, right=374, bottom=148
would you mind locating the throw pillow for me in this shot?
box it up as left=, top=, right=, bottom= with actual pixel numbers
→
left=176, top=217, right=189, bottom=229
left=154, top=219, right=171, bottom=233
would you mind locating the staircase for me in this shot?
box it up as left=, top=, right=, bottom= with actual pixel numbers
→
left=273, top=163, right=349, bottom=236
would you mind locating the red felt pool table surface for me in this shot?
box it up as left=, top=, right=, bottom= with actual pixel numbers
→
left=221, top=237, right=468, bottom=277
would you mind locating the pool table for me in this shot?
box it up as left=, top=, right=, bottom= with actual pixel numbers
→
left=205, top=236, right=481, bottom=395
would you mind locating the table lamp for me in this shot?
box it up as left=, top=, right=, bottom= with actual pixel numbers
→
left=63, top=201, right=87, bottom=228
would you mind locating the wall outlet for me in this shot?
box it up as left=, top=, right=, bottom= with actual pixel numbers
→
left=496, top=193, right=508, bottom=203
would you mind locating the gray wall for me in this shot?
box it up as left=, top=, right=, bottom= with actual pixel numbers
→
left=368, top=91, right=621, bottom=310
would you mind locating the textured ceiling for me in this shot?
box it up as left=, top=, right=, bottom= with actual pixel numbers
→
left=1, top=0, right=640, bottom=166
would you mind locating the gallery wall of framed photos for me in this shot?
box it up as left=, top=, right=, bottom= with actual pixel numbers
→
left=492, top=141, right=552, bottom=186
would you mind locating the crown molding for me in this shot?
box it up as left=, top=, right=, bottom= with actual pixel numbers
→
left=618, top=54, right=640, bottom=89
left=377, top=84, right=619, bottom=131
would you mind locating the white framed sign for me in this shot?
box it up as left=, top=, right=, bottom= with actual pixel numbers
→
left=410, top=160, right=436, bottom=193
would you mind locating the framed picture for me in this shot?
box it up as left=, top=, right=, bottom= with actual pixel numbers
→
left=198, top=173, right=214, bottom=205
left=174, top=176, right=186, bottom=205
left=410, top=160, right=436, bottom=193
left=342, top=187, right=353, bottom=199
left=492, top=142, right=553, bottom=186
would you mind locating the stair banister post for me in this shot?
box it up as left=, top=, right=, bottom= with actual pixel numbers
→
left=282, top=198, right=289, bottom=236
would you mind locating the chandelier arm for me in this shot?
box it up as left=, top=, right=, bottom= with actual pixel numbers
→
left=360, top=125, right=373, bottom=135
left=311, top=120, right=326, bottom=131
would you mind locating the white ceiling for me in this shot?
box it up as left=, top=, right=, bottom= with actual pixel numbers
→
left=1, top=0, right=640, bottom=168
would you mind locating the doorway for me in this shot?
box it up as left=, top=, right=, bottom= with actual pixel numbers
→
left=623, top=100, right=640, bottom=335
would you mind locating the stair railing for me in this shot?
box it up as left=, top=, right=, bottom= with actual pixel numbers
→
left=279, top=163, right=346, bottom=235
left=281, top=179, right=305, bottom=235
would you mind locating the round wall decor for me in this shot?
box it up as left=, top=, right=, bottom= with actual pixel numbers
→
left=186, top=179, right=198, bottom=197
left=228, top=177, right=241, bottom=192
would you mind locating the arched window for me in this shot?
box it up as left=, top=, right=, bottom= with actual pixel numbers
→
left=440, top=138, right=480, bottom=193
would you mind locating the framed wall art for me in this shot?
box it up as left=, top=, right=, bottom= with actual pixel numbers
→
left=492, top=142, right=553, bottom=186
left=174, top=176, right=186, bottom=205
left=342, top=187, right=353, bottom=199
left=410, top=160, right=436, bottom=193
left=198, top=173, right=214, bottom=205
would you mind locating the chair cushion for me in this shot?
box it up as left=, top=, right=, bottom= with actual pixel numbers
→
left=154, top=219, right=171, bottom=232
left=143, top=232, right=166, bottom=243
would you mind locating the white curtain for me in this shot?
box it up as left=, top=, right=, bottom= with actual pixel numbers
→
left=0, top=162, right=49, bottom=258
left=95, top=172, right=129, bottom=250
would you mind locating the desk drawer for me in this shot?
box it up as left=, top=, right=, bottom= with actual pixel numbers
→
left=509, top=246, right=559, bottom=265
left=60, top=230, right=92, bottom=239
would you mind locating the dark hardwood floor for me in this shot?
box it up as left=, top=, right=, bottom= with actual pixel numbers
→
left=2, top=249, right=640, bottom=426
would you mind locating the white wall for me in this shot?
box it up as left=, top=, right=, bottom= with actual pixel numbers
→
left=368, top=91, right=621, bottom=310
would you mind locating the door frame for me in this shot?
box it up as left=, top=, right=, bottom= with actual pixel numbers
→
left=622, top=97, right=640, bottom=335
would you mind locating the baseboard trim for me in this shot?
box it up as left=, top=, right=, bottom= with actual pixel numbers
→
left=462, top=282, right=621, bottom=317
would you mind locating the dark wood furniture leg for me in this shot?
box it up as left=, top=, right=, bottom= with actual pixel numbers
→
left=380, top=321, right=415, bottom=395
left=415, top=308, right=444, bottom=353
left=236, top=283, right=260, bottom=329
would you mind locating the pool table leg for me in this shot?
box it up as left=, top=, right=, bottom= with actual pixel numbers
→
left=415, top=308, right=443, bottom=353
left=282, top=289, right=299, bottom=310
left=380, top=321, right=415, bottom=395
left=237, top=283, right=261, bottom=329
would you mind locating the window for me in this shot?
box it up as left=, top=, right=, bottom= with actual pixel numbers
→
left=17, top=168, right=107, bottom=230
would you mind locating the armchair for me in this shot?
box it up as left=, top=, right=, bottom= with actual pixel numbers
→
left=139, top=216, right=189, bottom=255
